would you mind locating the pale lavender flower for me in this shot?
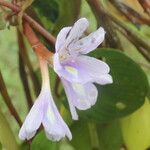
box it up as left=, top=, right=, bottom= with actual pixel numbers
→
left=53, top=18, right=113, bottom=120
left=19, top=58, right=72, bottom=141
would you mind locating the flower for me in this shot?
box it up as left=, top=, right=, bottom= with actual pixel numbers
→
left=19, top=58, right=72, bottom=141
left=53, top=18, right=113, bottom=120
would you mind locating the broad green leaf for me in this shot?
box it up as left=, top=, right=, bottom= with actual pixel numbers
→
left=31, top=131, right=58, bottom=150
left=121, top=98, right=150, bottom=150
left=70, top=120, right=92, bottom=150
left=0, top=109, right=19, bottom=150
left=97, top=120, right=124, bottom=150
left=79, top=48, right=149, bottom=122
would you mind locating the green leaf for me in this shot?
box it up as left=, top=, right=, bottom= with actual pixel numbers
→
left=70, top=120, right=92, bottom=150
left=121, top=98, right=150, bottom=150
left=52, top=0, right=81, bottom=35
left=0, top=109, right=19, bottom=150
left=33, top=0, right=81, bottom=34
left=97, top=120, right=124, bottom=150
left=79, top=48, right=149, bottom=122
left=31, top=131, right=58, bottom=150
left=32, top=0, right=59, bottom=31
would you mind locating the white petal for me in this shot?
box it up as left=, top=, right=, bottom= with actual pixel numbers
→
left=62, top=78, right=98, bottom=119
left=53, top=52, right=63, bottom=72
left=71, top=82, right=98, bottom=110
left=19, top=124, right=27, bottom=140
left=74, top=55, right=111, bottom=83
left=95, top=74, right=113, bottom=85
left=55, top=27, right=72, bottom=52
left=19, top=124, right=37, bottom=140
left=69, top=27, right=105, bottom=54
left=42, top=96, right=72, bottom=141
left=61, top=78, right=78, bottom=120
left=54, top=55, right=111, bottom=84
left=19, top=92, right=46, bottom=140
left=65, top=18, right=89, bottom=46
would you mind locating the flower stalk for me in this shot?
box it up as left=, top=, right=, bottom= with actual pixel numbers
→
left=23, top=21, right=54, bottom=65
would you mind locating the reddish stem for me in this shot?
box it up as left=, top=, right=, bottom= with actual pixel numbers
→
left=0, top=0, right=56, bottom=45
left=23, top=21, right=54, bottom=65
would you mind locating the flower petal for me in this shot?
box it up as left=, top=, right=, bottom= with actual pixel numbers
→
left=95, top=74, right=113, bottom=85
left=54, top=55, right=111, bottom=84
left=42, top=95, right=72, bottom=141
left=61, top=78, right=78, bottom=120
left=53, top=52, right=63, bottom=71
left=55, top=27, right=72, bottom=52
left=19, top=91, right=47, bottom=140
left=65, top=18, right=89, bottom=46
left=19, top=124, right=37, bottom=140
left=62, top=78, right=98, bottom=119
left=69, top=27, right=105, bottom=54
